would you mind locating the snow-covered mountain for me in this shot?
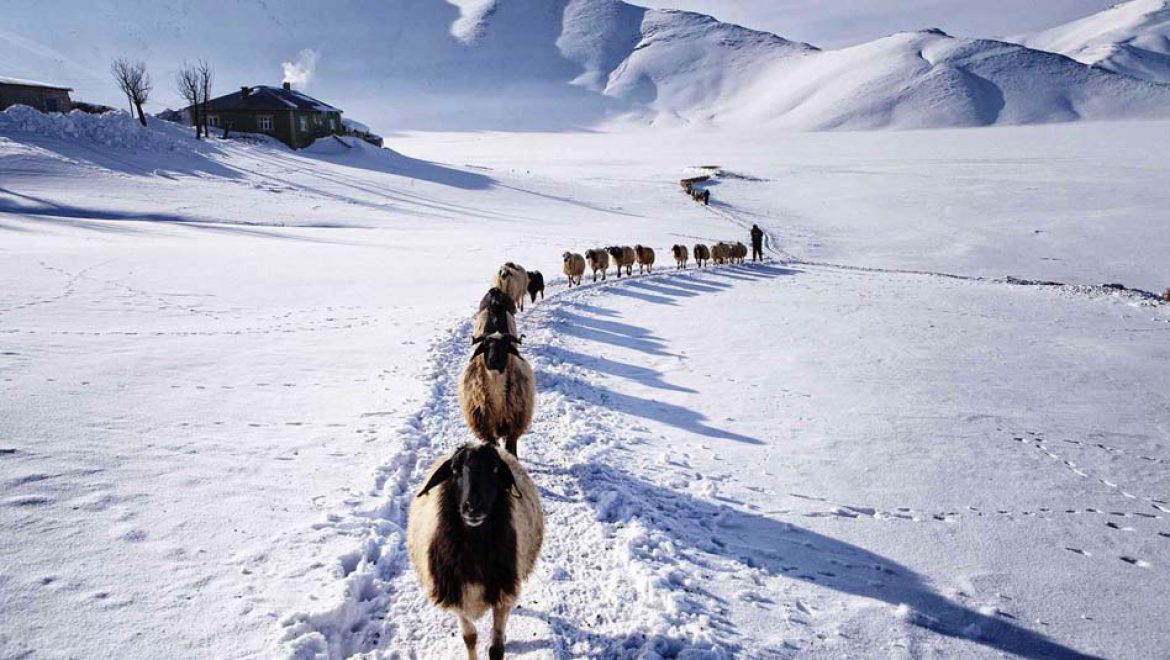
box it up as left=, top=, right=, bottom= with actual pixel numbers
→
left=1015, top=0, right=1170, bottom=83
left=426, top=0, right=1170, bottom=130
left=3, top=0, right=1170, bottom=130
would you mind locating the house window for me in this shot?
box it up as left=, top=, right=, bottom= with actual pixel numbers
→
left=257, top=115, right=274, bottom=131
left=208, top=114, right=220, bottom=128
left=313, top=114, right=323, bottom=126
left=299, top=115, right=309, bottom=133
left=45, top=98, right=59, bottom=112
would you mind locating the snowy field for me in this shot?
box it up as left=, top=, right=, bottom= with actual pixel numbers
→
left=2, top=112, right=1169, bottom=659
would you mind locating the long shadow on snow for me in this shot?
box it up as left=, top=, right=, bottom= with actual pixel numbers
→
left=538, top=345, right=697, bottom=394
left=0, top=188, right=354, bottom=243
left=280, top=143, right=495, bottom=191
left=10, top=133, right=243, bottom=179
left=532, top=463, right=1101, bottom=659
left=534, top=359, right=761, bottom=446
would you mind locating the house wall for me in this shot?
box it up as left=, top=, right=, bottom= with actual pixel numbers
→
left=0, top=84, right=73, bottom=113
left=209, top=109, right=343, bottom=149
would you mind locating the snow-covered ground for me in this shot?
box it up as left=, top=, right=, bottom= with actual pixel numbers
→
left=2, top=111, right=1169, bottom=659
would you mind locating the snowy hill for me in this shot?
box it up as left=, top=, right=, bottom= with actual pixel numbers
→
left=429, top=0, right=1170, bottom=129
left=1016, top=0, right=1170, bottom=83
left=5, top=0, right=1170, bottom=131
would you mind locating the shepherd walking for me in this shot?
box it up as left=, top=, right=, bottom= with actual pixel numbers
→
left=750, top=224, right=764, bottom=261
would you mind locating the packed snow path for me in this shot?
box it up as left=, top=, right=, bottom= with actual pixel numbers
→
left=283, top=249, right=1169, bottom=658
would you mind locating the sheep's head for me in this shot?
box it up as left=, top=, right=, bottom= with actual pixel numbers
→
left=563, top=252, right=571, bottom=263
left=479, top=287, right=516, bottom=315
left=606, top=246, right=622, bottom=258
left=497, top=266, right=511, bottom=282
left=471, top=332, right=522, bottom=373
left=418, top=444, right=519, bottom=528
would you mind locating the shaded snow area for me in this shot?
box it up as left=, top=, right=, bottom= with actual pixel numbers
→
left=2, top=114, right=1170, bottom=659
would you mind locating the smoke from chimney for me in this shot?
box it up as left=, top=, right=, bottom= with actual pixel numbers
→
left=281, top=48, right=319, bottom=89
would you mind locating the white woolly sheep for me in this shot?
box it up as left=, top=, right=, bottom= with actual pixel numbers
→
left=606, top=246, right=636, bottom=278
left=473, top=287, right=518, bottom=340
left=584, top=249, right=609, bottom=282
left=562, top=251, right=586, bottom=287
left=458, top=332, right=535, bottom=457
left=492, top=262, right=530, bottom=312
left=634, top=245, right=656, bottom=275
left=408, top=443, right=544, bottom=660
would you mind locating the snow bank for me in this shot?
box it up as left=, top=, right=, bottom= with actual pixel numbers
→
left=1015, top=0, right=1170, bottom=83
left=0, top=105, right=195, bottom=151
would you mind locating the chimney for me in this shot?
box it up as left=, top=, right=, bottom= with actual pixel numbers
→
left=283, top=81, right=291, bottom=91
left=240, top=86, right=250, bottom=98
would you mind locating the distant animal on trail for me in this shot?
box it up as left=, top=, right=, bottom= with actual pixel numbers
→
left=408, top=443, right=544, bottom=660
left=634, top=245, right=656, bottom=275
left=562, top=252, right=586, bottom=287
left=474, top=287, right=517, bottom=340
left=1164, top=288, right=1170, bottom=302
left=525, top=271, right=544, bottom=304
left=730, top=242, right=747, bottom=264
left=606, top=246, right=636, bottom=278
left=459, top=332, right=535, bottom=457
left=493, top=263, right=530, bottom=312
left=584, top=249, right=609, bottom=282
left=693, top=244, right=710, bottom=268
left=671, top=244, right=688, bottom=270
left=711, top=242, right=731, bottom=265
left=690, top=188, right=710, bottom=205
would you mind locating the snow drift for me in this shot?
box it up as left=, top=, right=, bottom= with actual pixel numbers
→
left=1015, top=0, right=1170, bottom=84
left=0, top=105, right=194, bottom=151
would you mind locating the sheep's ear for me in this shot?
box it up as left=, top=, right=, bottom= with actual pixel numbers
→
left=499, top=462, right=522, bottom=499
left=418, top=459, right=453, bottom=498
left=471, top=335, right=485, bottom=345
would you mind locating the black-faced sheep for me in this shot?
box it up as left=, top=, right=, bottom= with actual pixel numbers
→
left=606, top=246, right=636, bottom=278
left=671, top=244, right=688, bottom=270
left=459, top=332, right=535, bottom=457
left=562, top=252, right=586, bottom=287
left=584, top=249, right=609, bottom=282
left=492, top=263, right=530, bottom=312
left=408, top=443, right=544, bottom=660
left=526, top=271, right=544, bottom=304
left=693, top=244, right=711, bottom=268
left=473, top=288, right=518, bottom=341
left=634, top=245, right=656, bottom=275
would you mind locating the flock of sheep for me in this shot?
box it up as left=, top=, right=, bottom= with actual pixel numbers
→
left=405, top=243, right=751, bottom=658
left=564, top=241, right=749, bottom=285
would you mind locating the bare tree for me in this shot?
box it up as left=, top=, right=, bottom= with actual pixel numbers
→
left=111, top=58, right=152, bottom=126
left=175, top=62, right=202, bottom=138
left=196, top=60, right=214, bottom=138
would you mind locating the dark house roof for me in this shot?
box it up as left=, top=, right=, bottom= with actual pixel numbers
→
left=204, top=84, right=341, bottom=114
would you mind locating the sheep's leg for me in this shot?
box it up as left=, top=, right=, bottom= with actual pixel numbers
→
left=458, top=613, right=478, bottom=660
left=489, top=603, right=511, bottom=660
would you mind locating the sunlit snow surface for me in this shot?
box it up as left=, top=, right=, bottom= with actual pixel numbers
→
left=1, top=112, right=1169, bottom=658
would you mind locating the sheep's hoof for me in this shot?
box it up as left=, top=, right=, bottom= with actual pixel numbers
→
left=489, top=644, right=505, bottom=660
